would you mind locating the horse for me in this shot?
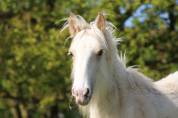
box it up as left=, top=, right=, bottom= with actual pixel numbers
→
left=65, top=13, right=178, bottom=118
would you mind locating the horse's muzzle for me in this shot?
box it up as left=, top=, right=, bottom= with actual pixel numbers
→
left=72, top=87, right=92, bottom=105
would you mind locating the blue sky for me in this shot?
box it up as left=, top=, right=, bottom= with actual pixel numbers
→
left=124, top=4, right=152, bottom=27
left=123, top=3, right=172, bottom=27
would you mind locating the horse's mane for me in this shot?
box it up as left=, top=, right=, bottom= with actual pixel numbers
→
left=93, top=18, right=155, bottom=93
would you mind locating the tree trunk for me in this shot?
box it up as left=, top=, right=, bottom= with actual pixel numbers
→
left=14, top=104, right=22, bottom=118
left=168, top=4, right=176, bottom=31
left=49, top=104, right=59, bottom=118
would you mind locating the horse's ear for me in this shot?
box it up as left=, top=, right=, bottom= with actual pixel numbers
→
left=68, top=13, right=81, bottom=37
left=68, top=13, right=88, bottom=37
left=95, top=13, right=106, bottom=31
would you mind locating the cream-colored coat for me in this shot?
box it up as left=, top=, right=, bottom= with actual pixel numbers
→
left=65, top=13, right=178, bottom=118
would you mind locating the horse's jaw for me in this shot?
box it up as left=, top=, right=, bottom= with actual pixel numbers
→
left=81, top=70, right=120, bottom=118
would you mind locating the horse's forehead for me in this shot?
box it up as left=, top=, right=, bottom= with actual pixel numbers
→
left=70, top=29, right=104, bottom=51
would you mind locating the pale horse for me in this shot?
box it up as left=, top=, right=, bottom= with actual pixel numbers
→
left=65, top=13, right=178, bottom=118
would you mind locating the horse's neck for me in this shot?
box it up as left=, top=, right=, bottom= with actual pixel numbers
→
left=87, top=55, right=155, bottom=118
left=87, top=56, right=129, bottom=118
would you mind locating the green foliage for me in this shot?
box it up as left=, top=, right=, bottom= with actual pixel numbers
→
left=0, top=0, right=177, bottom=117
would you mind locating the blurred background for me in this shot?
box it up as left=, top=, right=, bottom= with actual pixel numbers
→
left=0, top=0, right=178, bottom=118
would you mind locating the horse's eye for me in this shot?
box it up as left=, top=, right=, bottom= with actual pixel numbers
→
left=67, top=51, right=73, bottom=57
left=97, top=49, right=103, bottom=56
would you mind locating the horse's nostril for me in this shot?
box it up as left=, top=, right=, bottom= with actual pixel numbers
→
left=72, top=87, right=90, bottom=99
left=84, top=88, right=90, bottom=97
